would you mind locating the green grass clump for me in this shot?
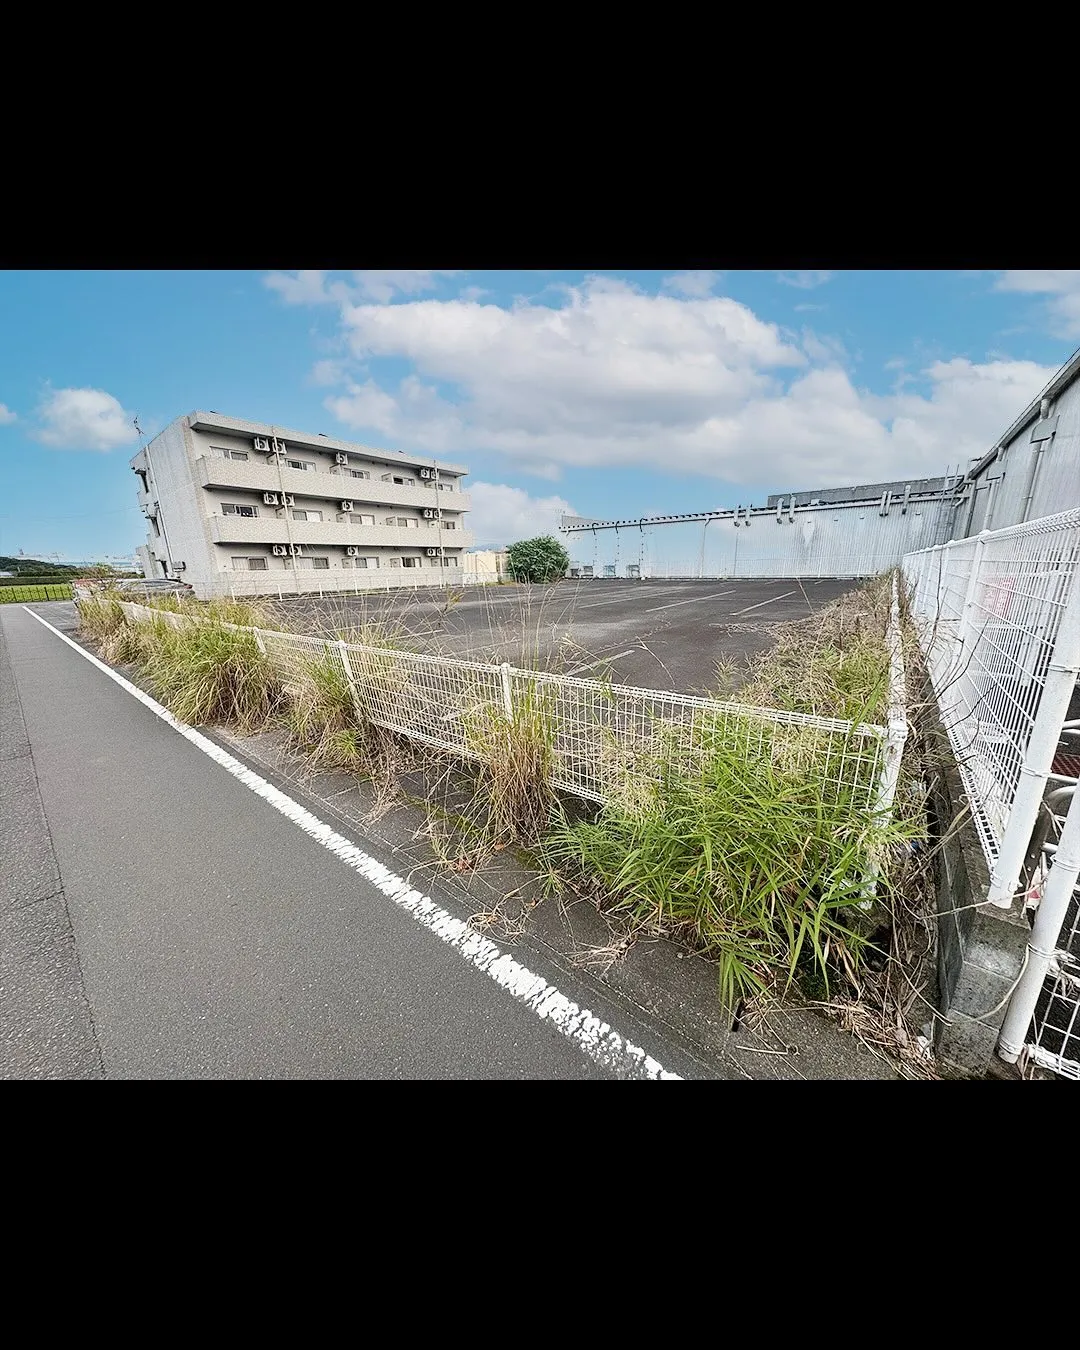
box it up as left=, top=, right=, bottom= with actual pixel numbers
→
left=141, top=620, right=284, bottom=731
left=541, top=714, right=905, bottom=1011
left=283, top=646, right=393, bottom=774
left=76, top=590, right=128, bottom=640
left=464, top=680, right=556, bottom=845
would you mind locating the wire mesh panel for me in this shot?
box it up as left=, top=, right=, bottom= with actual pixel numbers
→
left=903, top=508, right=1080, bottom=866
left=111, top=597, right=891, bottom=824
left=1027, top=875, right=1080, bottom=1079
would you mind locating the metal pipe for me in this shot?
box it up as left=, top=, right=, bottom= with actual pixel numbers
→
left=1020, top=402, right=1054, bottom=524
left=141, top=438, right=175, bottom=577
left=988, top=571, right=1080, bottom=906
left=997, top=782, right=1080, bottom=1062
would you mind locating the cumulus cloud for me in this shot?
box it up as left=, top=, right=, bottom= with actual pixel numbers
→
left=777, top=270, right=835, bottom=289
left=0, top=403, right=16, bottom=424
left=263, top=270, right=338, bottom=305
left=287, top=273, right=1057, bottom=494
left=662, top=270, right=721, bottom=297
left=468, top=482, right=578, bottom=548
left=34, top=387, right=139, bottom=451
left=994, top=270, right=1080, bottom=338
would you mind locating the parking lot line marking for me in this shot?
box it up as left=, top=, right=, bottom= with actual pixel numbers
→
left=565, top=649, right=639, bottom=676
left=731, top=590, right=797, bottom=615
left=643, top=590, right=736, bottom=613
left=22, top=607, right=682, bottom=1082
left=574, top=590, right=685, bottom=610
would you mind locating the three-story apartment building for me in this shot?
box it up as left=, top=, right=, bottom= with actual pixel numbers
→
left=131, top=411, right=473, bottom=598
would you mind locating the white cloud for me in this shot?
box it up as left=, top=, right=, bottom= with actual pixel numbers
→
left=34, top=387, right=139, bottom=451
left=468, top=482, right=577, bottom=547
left=994, top=270, right=1080, bottom=337
left=297, top=274, right=1057, bottom=493
left=662, top=271, right=721, bottom=298
left=263, top=270, right=337, bottom=305
left=0, top=403, right=16, bottom=424
left=308, top=358, right=350, bottom=387
left=351, top=270, right=460, bottom=303
left=777, top=270, right=835, bottom=289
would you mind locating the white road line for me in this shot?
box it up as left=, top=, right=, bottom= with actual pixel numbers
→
left=565, top=649, right=639, bottom=676
left=731, top=590, right=798, bottom=615
left=22, top=607, right=680, bottom=1082
left=643, top=590, right=736, bottom=613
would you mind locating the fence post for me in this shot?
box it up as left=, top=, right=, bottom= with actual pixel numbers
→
left=997, top=783, right=1080, bottom=1063
left=987, top=573, right=1080, bottom=907
left=499, top=661, right=514, bottom=720
left=865, top=573, right=909, bottom=900
left=957, top=531, right=989, bottom=655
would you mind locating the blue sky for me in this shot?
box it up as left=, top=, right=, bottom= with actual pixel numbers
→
left=1, top=268, right=1078, bottom=560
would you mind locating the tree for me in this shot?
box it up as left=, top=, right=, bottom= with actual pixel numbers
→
left=505, top=535, right=570, bottom=584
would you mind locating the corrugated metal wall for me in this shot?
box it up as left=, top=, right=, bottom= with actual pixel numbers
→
left=961, top=361, right=1080, bottom=535
left=568, top=497, right=956, bottom=578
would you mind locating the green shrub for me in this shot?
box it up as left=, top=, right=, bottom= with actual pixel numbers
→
left=505, top=536, right=570, bottom=584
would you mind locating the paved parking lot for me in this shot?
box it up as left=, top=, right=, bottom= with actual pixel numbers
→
left=268, top=577, right=859, bottom=694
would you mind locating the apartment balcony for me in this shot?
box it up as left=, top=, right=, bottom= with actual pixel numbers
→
left=208, top=515, right=475, bottom=550
left=137, top=486, right=157, bottom=516
left=196, top=455, right=471, bottom=513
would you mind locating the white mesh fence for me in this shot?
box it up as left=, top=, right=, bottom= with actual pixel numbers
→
left=902, top=508, right=1080, bottom=867
left=116, top=599, right=891, bottom=819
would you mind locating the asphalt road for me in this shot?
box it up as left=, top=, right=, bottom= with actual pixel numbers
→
left=266, top=577, right=859, bottom=694
left=0, top=601, right=708, bottom=1080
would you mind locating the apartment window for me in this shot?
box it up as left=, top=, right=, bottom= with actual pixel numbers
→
left=442, top=556, right=458, bottom=566
left=405, top=518, right=419, bottom=529
left=215, top=447, right=249, bottom=461
left=364, top=557, right=377, bottom=569
left=442, top=521, right=456, bottom=530
left=350, top=469, right=370, bottom=479
left=287, top=459, right=313, bottom=472
left=437, top=482, right=453, bottom=491
left=231, top=556, right=268, bottom=572
left=388, top=558, right=401, bottom=568
left=358, top=513, right=375, bottom=526
left=401, top=556, right=419, bottom=569
left=429, top=557, right=441, bottom=567
left=292, top=509, right=322, bottom=522
left=222, top=503, right=259, bottom=518
left=311, top=557, right=329, bottom=570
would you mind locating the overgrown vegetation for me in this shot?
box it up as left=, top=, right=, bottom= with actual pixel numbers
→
left=716, top=574, right=893, bottom=724
left=540, top=709, right=915, bottom=1011
left=77, top=572, right=934, bottom=1063
left=506, top=535, right=570, bottom=584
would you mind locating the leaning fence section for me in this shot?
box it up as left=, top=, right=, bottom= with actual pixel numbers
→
left=116, top=599, right=891, bottom=819
left=902, top=508, right=1080, bottom=873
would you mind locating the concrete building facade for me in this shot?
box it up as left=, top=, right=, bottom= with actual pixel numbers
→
left=132, top=411, right=473, bottom=599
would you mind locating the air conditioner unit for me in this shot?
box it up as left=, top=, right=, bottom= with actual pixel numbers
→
left=340, top=501, right=354, bottom=513
left=346, top=546, right=361, bottom=557
left=425, top=548, right=438, bottom=557
left=419, top=467, right=435, bottom=479
left=335, top=452, right=348, bottom=466
left=422, top=508, right=437, bottom=519
left=281, top=494, right=295, bottom=507
left=173, top=560, right=186, bottom=571
left=288, top=544, right=303, bottom=556
left=271, top=437, right=287, bottom=455
left=254, top=436, right=270, bottom=453
left=272, top=545, right=288, bottom=556
left=263, top=492, right=280, bottom=505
